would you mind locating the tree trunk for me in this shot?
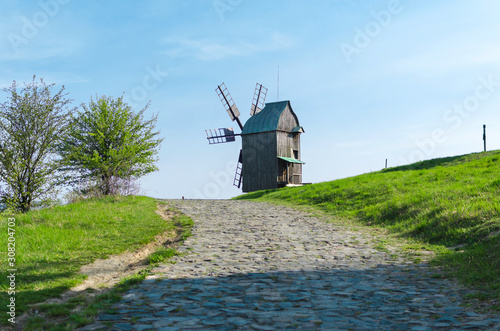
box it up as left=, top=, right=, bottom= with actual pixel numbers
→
left=102, top=174, right=111, bottom=195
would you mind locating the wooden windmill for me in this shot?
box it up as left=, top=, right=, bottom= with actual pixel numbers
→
left=206, top=83, right=305, bottom=192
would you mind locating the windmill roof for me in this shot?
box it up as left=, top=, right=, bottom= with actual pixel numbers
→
left=242, top=100, right=291, bottom=135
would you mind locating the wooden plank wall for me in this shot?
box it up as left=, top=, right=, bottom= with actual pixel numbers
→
left=276, top=132, right=302, bottom=185
left=242, top=131, right=278, bottom=192
left=293, top=133, right=301, bottom=184
left=277, top=105, right=300, bottom=132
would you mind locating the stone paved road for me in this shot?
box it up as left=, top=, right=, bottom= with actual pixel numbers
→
left=88, top=200, right=500, bottom=330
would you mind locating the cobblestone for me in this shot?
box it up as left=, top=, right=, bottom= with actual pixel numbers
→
left=93, top=200, right=499, bottom=330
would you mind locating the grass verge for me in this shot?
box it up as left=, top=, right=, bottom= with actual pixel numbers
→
left=234, top=150, right=500, bottom=308
left=0, top=196, right=191, bottom=327
left=23, top=274, right=145, bottom=330
left=24, top=205, right=193, bottom=330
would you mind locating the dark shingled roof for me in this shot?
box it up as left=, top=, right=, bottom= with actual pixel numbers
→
left=241, top=101, right=290, bottom=135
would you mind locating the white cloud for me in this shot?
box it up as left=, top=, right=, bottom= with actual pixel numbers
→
left=40, top=72, right=90, bottom=85
left=0, top=44, right=78, bottom=62
left=162, top=33, right=294, bottom=61
left=162, top=39, right=248, bottom=61
left=0, top=71, right=89, bottom=90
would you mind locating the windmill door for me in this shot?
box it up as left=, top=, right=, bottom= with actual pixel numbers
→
left=288, top=163, right=294, bottom=183
left=277, top=158, right=288, bottom=187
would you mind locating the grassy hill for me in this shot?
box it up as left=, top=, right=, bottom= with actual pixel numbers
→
left=235, top=150, right=500, bottom=305
left=0, top=195, right=191, bottom=329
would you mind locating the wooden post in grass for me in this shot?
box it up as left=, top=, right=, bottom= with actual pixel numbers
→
left=483, top=125, right=486, bottom=152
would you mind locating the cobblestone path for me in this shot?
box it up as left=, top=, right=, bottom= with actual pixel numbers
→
left=89, top=200, right=500, bottom=330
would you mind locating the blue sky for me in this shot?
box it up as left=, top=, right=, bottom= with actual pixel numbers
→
left=2, top=0, right=500, bottom=199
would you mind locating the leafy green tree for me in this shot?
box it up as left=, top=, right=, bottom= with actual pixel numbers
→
left=59, top=95, right=163, bottom=195
left=0, top=76, right=71, bottom=212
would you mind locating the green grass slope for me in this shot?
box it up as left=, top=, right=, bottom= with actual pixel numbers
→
left=235, top=151, right=500, bottom=303
left=0, top=195, right=177, bottom=324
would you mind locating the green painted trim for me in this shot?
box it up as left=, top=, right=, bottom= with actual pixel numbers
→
left=278, top=156, right=305, bottom=164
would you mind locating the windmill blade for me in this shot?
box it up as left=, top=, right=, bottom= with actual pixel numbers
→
left=233, top=149, right=243, bottom=188
left=205, top=128, right=238, bottom=144
left=250, top=83, right=268, bottom=116
left=216, top=83, right=243, bottom=130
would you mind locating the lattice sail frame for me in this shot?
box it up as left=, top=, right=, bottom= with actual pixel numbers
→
left=250, top=83, right=268, bottom=116
left=206, top=128, right=237, bottom=144
left=216, top=83, right=240, bottom=121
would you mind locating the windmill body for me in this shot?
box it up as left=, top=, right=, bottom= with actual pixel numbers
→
left=206, top=83, right=305, bottom=193
left=241, top=101, right=304, bottom=192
